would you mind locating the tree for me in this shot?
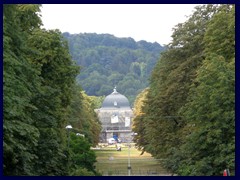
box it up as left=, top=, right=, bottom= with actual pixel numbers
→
left=3, top=4, right=41, bottom=175
left=177, top=5, right=235, bottom=175
left=66, top=85, right=102, bottom=147
left=69, top=133, right=98, bottom=175
left=139, top=4, right=217, bottom=160
left=132, top=88, right=149, bottom=154
left=4, top=4, right=101, bottom=176
left=132, top=4, right=234, bottom=175
left=62, top=32, right=165, bottom=105
left=27, top=28, right=79, bottom=175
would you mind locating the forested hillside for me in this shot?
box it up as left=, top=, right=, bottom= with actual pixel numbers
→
left=133, top=4, right=235, bottom=176
left=62, top=33, right=165, bottom=105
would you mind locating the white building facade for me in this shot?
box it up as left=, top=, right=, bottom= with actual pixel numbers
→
left=95, top=88, right=134, bottom=143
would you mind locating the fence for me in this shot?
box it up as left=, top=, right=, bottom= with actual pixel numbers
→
left=98, top=169, right=173, bottom=176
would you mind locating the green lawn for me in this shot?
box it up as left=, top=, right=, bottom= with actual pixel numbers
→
left=93, top=143, right=171, bottom=176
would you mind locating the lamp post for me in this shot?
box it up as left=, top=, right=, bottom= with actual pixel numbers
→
left=127, top=143, right=131, bottom=176
left=127, top=132, right=138, bottom=176
left=65, top=125, right=73, bottom=150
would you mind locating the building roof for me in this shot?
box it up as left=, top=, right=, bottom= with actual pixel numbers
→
left=101, top=87, right=131, bottom=109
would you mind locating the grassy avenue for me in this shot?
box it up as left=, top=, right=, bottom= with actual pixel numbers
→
left=93, top=143, right=171, bottom=176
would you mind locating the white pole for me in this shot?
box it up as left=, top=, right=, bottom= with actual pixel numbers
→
left=128, top=143, right=131, bottom=176
left=65, top=125, right=72, bottom=150
left=127, top=132, right=137, bottom=176
left=67, top=129, right=70, bottom=149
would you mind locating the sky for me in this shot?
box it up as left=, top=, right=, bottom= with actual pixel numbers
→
left=40, top=4, right=200, bottom=46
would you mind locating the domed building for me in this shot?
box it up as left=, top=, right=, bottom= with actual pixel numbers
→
left=96, top=87, right=134, bottom=143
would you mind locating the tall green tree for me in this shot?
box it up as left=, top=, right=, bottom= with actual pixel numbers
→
left=132, top=88, right=149, bottom=154
left=66, top=85, right=102, bottom=147
left=177, top=5, right=235, bottom=175
left=3, top=4, right=42, bottom=175
left=4, top=4, right=85, bottom=175
left=27, top=28, right=79, bottom=175
left=69, top=132, right=98, bottom=175
left=133, top=4, right=235, bottom=175
left=138, top=4, right=217, bottom=160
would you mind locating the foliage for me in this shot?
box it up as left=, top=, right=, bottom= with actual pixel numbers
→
left=177, top=5, right=235, bottom=175
left=132, top=88, right=149, bottom=154
left=88, top=95, right=105, bottom=109
left=71, top=168, right=96, bottom=176
left=3, top=4, right=41, bottom=175
left=62, top=33, right=165, bottom=105
left=133, top=4, right=235, bottom=176
left=3, top=4, right=101, bottom=176
left=26, top=27, right=79, bottom=175
left=66, top=86, right=102, bottom=147
left=69, top=132, right=98, bottom=175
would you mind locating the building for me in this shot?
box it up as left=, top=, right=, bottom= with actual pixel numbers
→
left=96, top=87, right=134, bottom=143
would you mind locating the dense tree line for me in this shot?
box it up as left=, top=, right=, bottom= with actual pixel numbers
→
left=62, top=32, right=165, bottom=105
left=133, top=4, right=235, bottom=176
left=3, top=4, right=101, bottom=176
left=66, top=87, right=102, bottom=147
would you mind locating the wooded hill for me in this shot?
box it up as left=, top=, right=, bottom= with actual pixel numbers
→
left=62, top=33, right=165, bottom=105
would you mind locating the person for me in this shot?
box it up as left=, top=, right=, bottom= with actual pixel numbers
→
left=116, top=143, right=121, bottom=151
left=117, top=138, right=122, bottom=143
left=223, top=169, right=230, bottom=176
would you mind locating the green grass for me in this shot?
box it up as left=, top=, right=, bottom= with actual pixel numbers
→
left=93, top=144, right=170, bottom=176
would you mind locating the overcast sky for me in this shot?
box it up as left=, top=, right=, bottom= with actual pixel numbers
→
left=40, top=4, right=200, bottom=46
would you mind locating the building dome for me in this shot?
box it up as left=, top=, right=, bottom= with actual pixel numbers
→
left=101, top=87, right=130, bottom=109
